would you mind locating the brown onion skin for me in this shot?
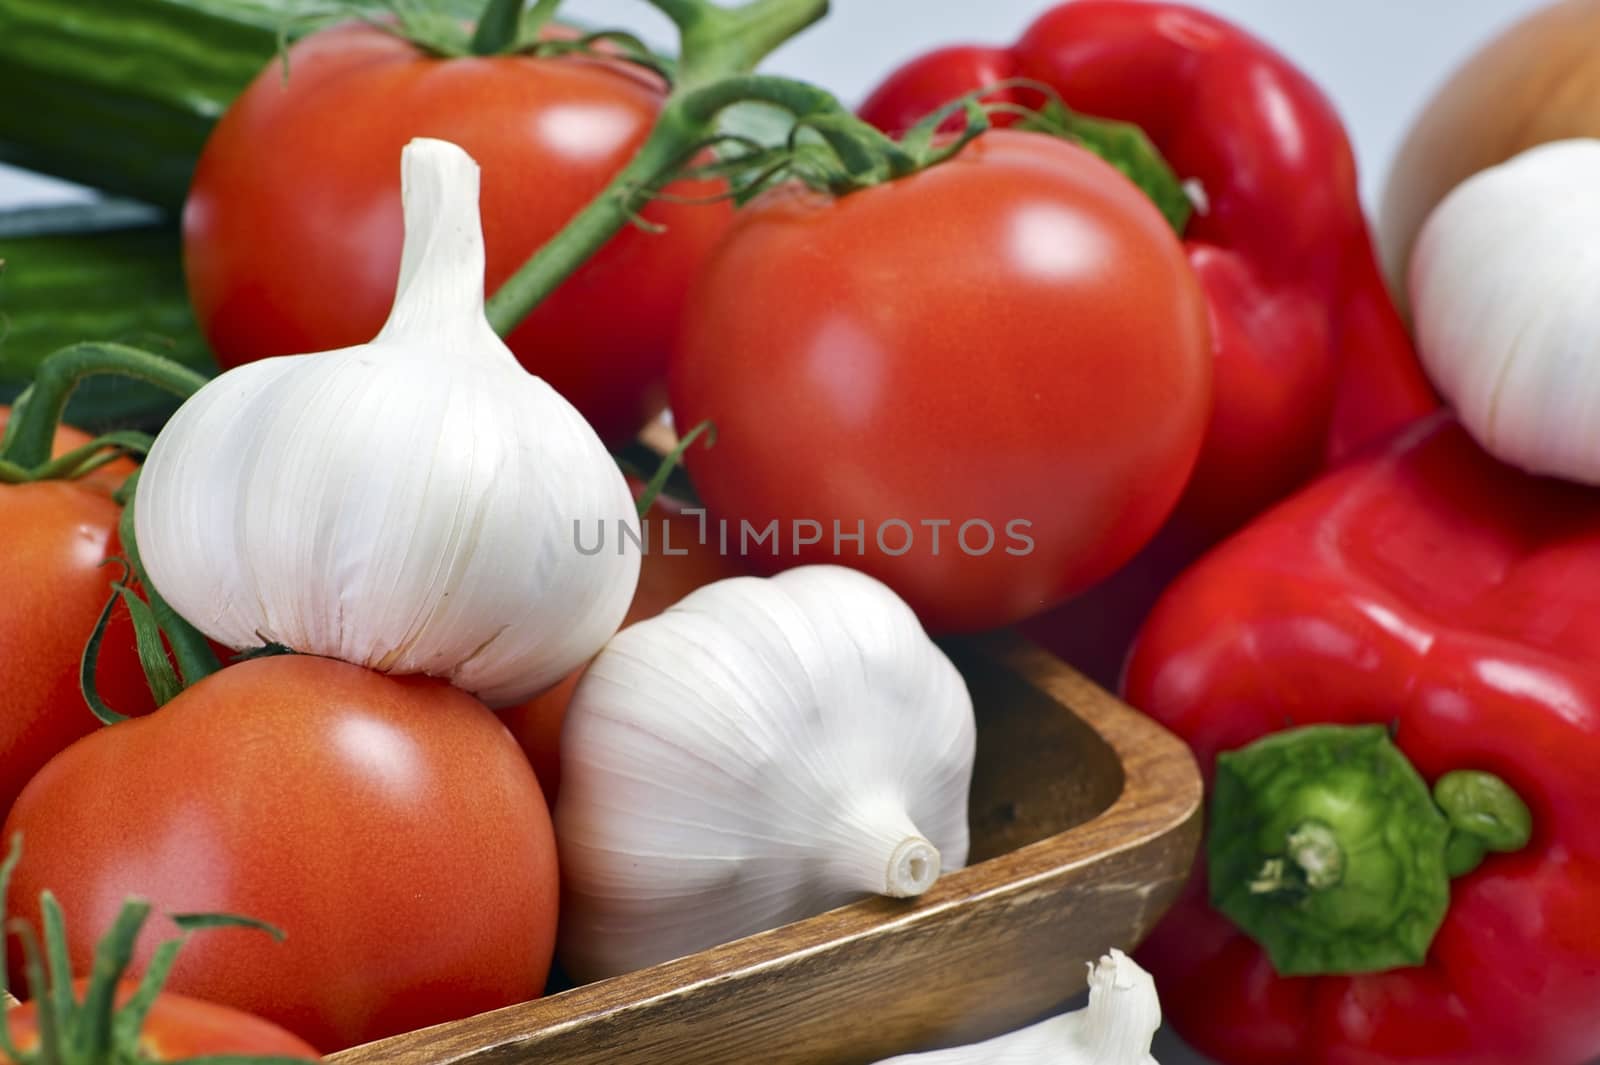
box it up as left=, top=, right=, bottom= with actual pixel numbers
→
left=1380, top=0, right=1600, bottom=317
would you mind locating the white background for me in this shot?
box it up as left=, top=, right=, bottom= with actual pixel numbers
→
left=0, top=2, right=1557, bottom=1062
left=0, top=0, right=1549, bottom=211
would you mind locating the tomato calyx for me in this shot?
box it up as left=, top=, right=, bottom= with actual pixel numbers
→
left=872, top=77, right=1197, bottom=234
left=0, top=836, right=305, bottom=1065
left=484, top=1, right=1201, bottom=343
left=1006, top=87, right=1196, bottom=234
left=78, top=473, right=223, bottom=726
left=0, top=344, right=206, bottom=487
left=680, top=82, right=1195, bottom=233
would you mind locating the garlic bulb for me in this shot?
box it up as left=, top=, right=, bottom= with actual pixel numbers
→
left=871, top=950, right=1163, bottom=1065
left=136, top=138, right=638, bottom=706
left=1410, top=138, right=1600, bottom=483
left=556, top=565, right=976, bottom=982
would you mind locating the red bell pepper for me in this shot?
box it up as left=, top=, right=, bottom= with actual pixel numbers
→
left=859, top=0, right=1437, bottom=682
left=1123, top=412, right=1600, bottom=1065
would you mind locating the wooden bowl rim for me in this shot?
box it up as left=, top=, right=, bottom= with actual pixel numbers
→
left=329, top=630, right=1202, bottom=1061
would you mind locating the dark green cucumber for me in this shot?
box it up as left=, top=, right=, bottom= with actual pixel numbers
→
left=0, top=0, right=289, bottom=209
left=0, top=201, right=216, bottom=430
left=0, top=0, right=482, bottom=210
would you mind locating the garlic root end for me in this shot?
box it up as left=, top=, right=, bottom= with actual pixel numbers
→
left=885, top=836, right=941, bottom=898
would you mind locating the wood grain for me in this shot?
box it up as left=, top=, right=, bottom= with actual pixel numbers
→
left=330, top=632, right=1202, bottom=1065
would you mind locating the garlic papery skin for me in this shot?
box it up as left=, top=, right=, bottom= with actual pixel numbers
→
left=1411, top=138, right=1600, bottom=483
left=871, top=950, right=1163, bottom=1065
left=135, top=138, right=638, bottom=706
left=555, top=565, right=976, bottom=983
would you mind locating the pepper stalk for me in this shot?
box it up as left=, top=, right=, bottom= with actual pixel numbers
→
left=1208, top=724, right=1533, bottom=976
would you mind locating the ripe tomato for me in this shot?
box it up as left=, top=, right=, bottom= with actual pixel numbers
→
left=498, top=504, right=749, bottom=801
left=0, top=410, right=150, bottom=818
left=4, top=655, right=558, bottom=1052
left=184, top=24, right=731, bottom=445
left=3, top=980, right=320, bottom=1061
left=669, top=130, right=1211, bottom=631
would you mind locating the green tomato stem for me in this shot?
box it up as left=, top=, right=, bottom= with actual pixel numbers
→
left=469, top=0, right=526, bottom=55
left=38, top=896, right=76, bottom=1050
left=484, top=0, right=829, bottom=338
left=0, top=342, right=209, bottom=478
left=512, top=0, right=566, bottom=49
left=0, top=836, right=24, bottom=1057
left=655, top=0, right=826, bottom=90
left=1208, top=724, right=1533, bottom=977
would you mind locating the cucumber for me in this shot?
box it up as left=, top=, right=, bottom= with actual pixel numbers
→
left=0, top=0, right=289, bottom=209
left=0, top=201, right=216, bottom=431
left=0, top=0, right=482, bottom=210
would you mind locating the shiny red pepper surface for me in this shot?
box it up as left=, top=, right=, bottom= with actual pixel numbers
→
left=1124, top=414, right=1600, bottom=1065
left=860, top=0, right=1437, bottom=682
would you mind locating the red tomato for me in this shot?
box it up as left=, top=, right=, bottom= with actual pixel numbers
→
left=3, top=980, right=320, bottom=1061
left=498, top=504, right=750, bottom=801
left=4, top=655, right=558, bottom=1051
left=669, top=130, right=1212, bottom=631
left=184, top=24, right=731, bottom=445
left=0, top=410, right=151, bottom=818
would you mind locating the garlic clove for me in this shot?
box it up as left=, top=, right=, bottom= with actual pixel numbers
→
left=1068, top=949, right=1163, bottom=1063
left=1411, top=138, right=1600, bottom=484
left=555, top=565, right=976, bottom=982
left=870, top=949, right=1163, bottom=1065
left=136, top=138, right=639, bottom=706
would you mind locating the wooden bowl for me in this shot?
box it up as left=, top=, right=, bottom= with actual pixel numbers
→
left=330, top=632, right=1202, bottom=1065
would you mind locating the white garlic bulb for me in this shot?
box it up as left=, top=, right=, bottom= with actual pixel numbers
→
left=556, top=565, right=976, bottom=983
left=871, top=950, right=1163, bottom=1065
left=1411, top=138, right=1600, bottom=483
left=136, top=138, right=638, bottom=706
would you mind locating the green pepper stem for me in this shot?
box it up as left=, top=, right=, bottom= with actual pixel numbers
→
left=0, top=342, right=209, bottom=476
left=1248, top=821, right=1344, bottom=895
left=484, top=0, right=829, bottom=338
left=1208, top=724, right=1533, bottom=977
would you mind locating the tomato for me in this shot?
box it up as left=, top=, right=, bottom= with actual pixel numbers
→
left=183, top=24, right=731, bottom=446
left=498, top=504, right=750, bottom=801
left=669, top=130, right=1212, bottom=632
left=3, top=980, right=320, bottom=1061
left=0, top=410, right=150, bottom=818
left=3, top=654, right=558, bottom=1052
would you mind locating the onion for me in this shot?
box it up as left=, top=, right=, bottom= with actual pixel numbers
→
left=1379, top=0, right=1600, bottom=316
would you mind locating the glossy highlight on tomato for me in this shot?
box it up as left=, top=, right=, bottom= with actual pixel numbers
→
left=670, top=129, right=1211, bottom=631
left=4, top=654, right=558, bottom=1052
left=184, top=24, right=731, bottom=445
